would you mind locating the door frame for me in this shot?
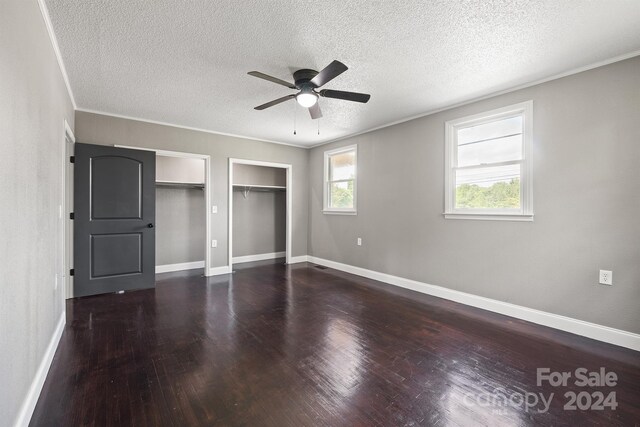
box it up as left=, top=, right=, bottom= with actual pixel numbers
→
left=228, top=158, right=292, bottom=269
left=116, top=145, right=212, bottom=277
left=62, top=120, right=75, bottom=299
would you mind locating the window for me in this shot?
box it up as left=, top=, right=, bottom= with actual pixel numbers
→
left=444, top=101, right=533, bottom=221
left=324, top=145, right=357, bottom=214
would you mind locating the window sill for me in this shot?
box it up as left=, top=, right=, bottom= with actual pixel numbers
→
left=443, top=213, right=533, bottom=222
left=323, top=210, right=357, bottom=216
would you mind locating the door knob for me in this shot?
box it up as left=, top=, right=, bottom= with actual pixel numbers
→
left=147, top=223, right=154, bottom=228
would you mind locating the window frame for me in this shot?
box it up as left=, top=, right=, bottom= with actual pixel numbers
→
left=323, top=144, right=357, bottom=215
left=444, top=101, right=533, bottom=221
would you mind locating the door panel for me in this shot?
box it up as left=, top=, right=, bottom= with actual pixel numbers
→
left=74, top=143, right=155, bottom=297
left=91, top=156, right=143, bottom=219
left=90, top=233, right=142, bottom=277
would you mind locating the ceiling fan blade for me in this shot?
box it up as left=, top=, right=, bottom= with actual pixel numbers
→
left=254, top=95, right=295, bottom=110
left=310, top=60, right=348, bottom=87
left=248, top=71, right=296, bottom=89
left=319, top=89, right=371, bottom=103
left=308, top=103, right=322, bottom=120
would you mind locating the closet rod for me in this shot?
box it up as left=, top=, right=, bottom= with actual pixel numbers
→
left=233, top=184, right=286, bottom=198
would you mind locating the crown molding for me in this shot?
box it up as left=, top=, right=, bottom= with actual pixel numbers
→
left=37, top=0, right=77, bottom=109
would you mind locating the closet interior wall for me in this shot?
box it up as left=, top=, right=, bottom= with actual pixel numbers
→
left=156, top=155, right=205, bottom=268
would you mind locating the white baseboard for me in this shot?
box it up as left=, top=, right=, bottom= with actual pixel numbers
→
left=13, top=311, right=66, bottom=427
left=207, top=265, right=232, bottom=276
left=232, top=252, right=285, bottom=264
left=288, top=255, right=309, bottom=264
left=156, top=260, right=205, bottom=274
left=307, top=256, right=640, bottom=352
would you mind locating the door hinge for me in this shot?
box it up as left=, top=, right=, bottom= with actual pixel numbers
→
left=70, top=156, right=75, bottom=163
left=70, top=212, right=74, bottom=220
left=69, top=269, right=74, bottom=276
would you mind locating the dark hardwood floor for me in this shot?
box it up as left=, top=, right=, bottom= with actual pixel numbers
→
left=31, top=262, right=640, bottom=426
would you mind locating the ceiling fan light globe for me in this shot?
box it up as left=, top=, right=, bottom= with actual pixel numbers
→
left=296, top=92, right=318, bottom=108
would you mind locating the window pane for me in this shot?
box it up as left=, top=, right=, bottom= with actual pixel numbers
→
left=330, top=151, right=355, bottom=181
left=455, top=164, right=520, bottom=209
left=458, top=115, right=522, bottom=145
left=457, top=134, right=522, bottom=167
left=329, top=180, right=354, bottom=209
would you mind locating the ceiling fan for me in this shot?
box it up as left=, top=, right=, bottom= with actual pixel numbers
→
left=248, top=60, right=371, bottom=120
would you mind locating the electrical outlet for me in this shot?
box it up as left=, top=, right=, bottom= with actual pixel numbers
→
left=212, top=205, right=218, bottom=214
left=357, top=237, right=362, bottom=246
left=599, top=270, right=612, bottom=286
left=211, top=239, right=217, bottom=248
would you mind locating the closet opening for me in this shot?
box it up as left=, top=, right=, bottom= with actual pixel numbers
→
left=116, top=146, right=212, bottom=276
left=228, top=159, right=292, bottom=270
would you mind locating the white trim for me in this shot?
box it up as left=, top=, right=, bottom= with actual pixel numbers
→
left=306, top=256, right=640, bottom=352
left=229, top=158, right=293, bottom=169
left=444, top=101, right=533, bottom=219
left=62, top=121, right=75, bottom=299
left=323, top=144, right=358, bottom=214
left=308, top=50, right=640, bottom=149
left=37, top=0, right=77, bottom=109
left=79, top=109, right=306, bottom=148
left=64, top=120, right=75, bottom=143
left=322, top=210, right=357, bottom=215
left=204, top=156, right=212, bottom=276
left=443, top=213, right=533, bottom=221
left=13, top=311, right=65, bottom=427
left=115, top=145, right=213, bottom=277
left=155, top=261, right=205, bottom=274
left=288, top=255, right=309, bottom=264
left=117, top=145, right=209, bottom=159
left=228, top=158, right=293, bottom=269
left=232, top=252, right=286, bottom=264
left=208, top=265, right=232, bottom=276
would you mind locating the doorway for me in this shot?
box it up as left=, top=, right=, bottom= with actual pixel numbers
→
left=117, top=146, right=213, bottom=277
left=228, top=158, right=292, bottom=270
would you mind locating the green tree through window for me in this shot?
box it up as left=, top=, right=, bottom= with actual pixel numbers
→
left=456, top=178, right=520, bottom=209
left=330, top=180, right=354, bottom=208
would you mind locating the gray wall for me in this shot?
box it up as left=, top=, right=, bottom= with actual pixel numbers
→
left=156, top=187, right=205, bottom=265
left=233, top=190, right=286, bottom=257
left=0, top=0, right=75, bottom=424
left=75, top=111, right=309, bottom=268
left=308, top=56, right=640, bottom=334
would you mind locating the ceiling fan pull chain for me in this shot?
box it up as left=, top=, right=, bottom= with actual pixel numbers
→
left=293, top=102, right=297, bottom=135
left=318, top=118, right=320, bottom=136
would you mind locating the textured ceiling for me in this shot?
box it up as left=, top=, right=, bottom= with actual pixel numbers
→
left=46, top=0, right=640, bottom=147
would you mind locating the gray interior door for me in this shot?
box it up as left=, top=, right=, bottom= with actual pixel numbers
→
left=73, top=143, right=156, bottom=297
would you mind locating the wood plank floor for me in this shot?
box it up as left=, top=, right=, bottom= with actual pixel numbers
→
left=31, top=261, right=640, bottom=426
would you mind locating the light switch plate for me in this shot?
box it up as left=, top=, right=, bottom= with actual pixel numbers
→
left=212, top=205, right=218, bottom=214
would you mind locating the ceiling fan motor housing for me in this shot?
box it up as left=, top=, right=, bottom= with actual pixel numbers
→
left=293, top=69, right=319, bottom=89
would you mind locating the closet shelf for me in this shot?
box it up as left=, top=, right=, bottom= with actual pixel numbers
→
left=156, top=181, right=205, bottom=190
left=233, top=184, right=286, bottom=198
